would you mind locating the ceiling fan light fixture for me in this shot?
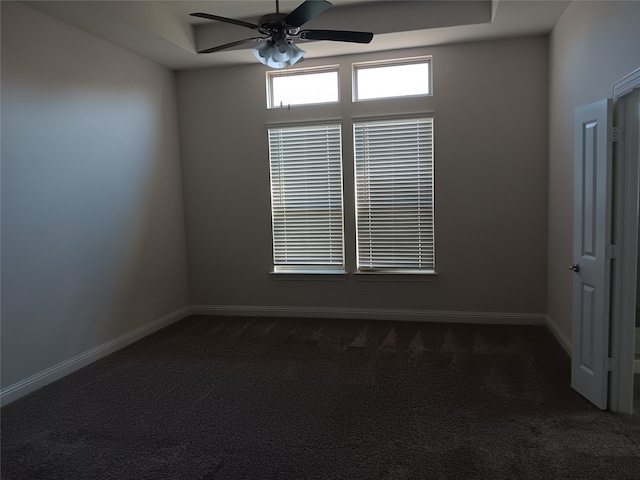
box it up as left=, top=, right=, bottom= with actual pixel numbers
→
left=253, top=41, right=272, bottom=60
left=288, top=42, right=306, bottom=65
left=252, top=40, right=305, bottom=69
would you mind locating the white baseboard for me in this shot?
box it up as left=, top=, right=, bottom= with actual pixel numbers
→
left=0, top=306, right=192, bottom=407
left=544, top=315, right=572, bottom=356
left=190, top=304, right=547, bottom=325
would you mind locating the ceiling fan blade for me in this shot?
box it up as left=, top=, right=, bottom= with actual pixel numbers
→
left=299, top=29, right=373, bottom=43
left=283, top=0, right=332, bottom=28
left=198, top=37, right=266, bottom=54
left=190, top=12, right=260, bottom=30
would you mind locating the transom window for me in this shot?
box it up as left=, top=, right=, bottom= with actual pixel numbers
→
left=353, top=57, right=431, bottom=101
left=267, top=66, right=339, bottom=109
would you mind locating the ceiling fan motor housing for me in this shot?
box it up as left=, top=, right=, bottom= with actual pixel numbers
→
left=258, top=13, right=300, bottom=38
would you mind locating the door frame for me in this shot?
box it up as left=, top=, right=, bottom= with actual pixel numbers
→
left=609, top=68, right=640, bottom=414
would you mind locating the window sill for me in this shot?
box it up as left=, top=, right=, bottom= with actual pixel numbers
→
left=270, top=270, right=347, bottom=281
left=354, top=270, right=438, bottom=282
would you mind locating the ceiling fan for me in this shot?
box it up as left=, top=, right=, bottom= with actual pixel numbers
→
left=191, top=0, right=374, bottom=69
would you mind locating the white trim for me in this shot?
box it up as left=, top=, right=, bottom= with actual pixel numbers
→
left=0, top=306, right=192, bottom=407
left=545, top=315, right=572, bottom=356
left=613, top=68, right=640, bottom=99
left=190, top=304, right=547, bottom=325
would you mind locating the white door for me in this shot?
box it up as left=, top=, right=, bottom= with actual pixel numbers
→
left=571, top=98, right=613, bottom=410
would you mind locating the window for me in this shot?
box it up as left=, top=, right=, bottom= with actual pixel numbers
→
left=267, top=67, right=339, bottom=109
left=268, top=123, right=345, bottom=272
left=265, top=58, right=436, bottom=275
left=354, top=117, right=435, bottom=272
left=353, top=57, right=431, bottom=101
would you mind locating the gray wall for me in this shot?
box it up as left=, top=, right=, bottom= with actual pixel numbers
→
left=547, top=0, right=640, bottom=346
left=1, top=2, right=190, bottom=389
left=177, top=36, right=549, bottom=316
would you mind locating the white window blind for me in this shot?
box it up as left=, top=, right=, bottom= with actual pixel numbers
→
left=268, top=123, right=344, bottom=271
left=354, top=117, right=435, bottom=271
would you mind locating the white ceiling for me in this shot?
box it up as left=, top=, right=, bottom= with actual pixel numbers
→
left=24, top=0, right=570, bottom=71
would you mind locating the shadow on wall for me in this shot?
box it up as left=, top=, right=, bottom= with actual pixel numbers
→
left=1, top=83, right=186, bottom=388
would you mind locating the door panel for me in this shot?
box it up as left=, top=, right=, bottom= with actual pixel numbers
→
left=571, top=98, right=612, bottom=410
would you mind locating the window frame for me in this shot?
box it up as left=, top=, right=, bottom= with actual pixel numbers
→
left=263, top=55, right=437, bottom=277
left=266, top=65, right=340, bottom=109
left=352, top=56, right=432, bottom=102
left=353, top=115, right=436, bottom=274
left=267, top=121, right=346, bottom=274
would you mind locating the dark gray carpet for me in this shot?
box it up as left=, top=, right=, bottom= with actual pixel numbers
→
left=2, top=316, right=640, bottom=479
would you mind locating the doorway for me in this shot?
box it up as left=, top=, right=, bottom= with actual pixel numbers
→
left=572, top=70, right=640, bottom=413
left=610, top=71, right=640, bottom=414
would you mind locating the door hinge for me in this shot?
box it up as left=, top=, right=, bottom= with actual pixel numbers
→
left=609, top=126, right=621, bottom=143
left=605, top=357, right=615, bottom=372
left=606, top=244, right=618, bottom=259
